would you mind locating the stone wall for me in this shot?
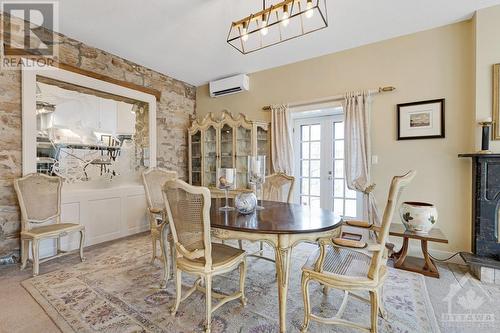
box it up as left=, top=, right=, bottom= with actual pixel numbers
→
left=0, top=14, right=196, bottom=260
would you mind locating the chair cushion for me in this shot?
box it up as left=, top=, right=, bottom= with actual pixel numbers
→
left=22, top=223, right=84, bottom=238
left=177, top=243, right=245, bottom=271
left=303, top=247, right=372, bottom=279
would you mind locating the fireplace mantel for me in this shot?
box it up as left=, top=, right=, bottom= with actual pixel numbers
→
left=459, top=153, right=500, bottom=260
left=459, top=153, right=500, bottom=158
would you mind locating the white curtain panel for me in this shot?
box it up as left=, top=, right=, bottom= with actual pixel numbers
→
left=270, top=104, right=294, bottom=175
left=343, top=92, right=381, bottom=226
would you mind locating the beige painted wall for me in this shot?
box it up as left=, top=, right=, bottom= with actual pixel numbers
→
left=475, top=5, right=500, bottom=148
left=197, top=21, right=476, bottom=253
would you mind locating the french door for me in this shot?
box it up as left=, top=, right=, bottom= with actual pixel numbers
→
left=293, top=115, right=362, bottom=218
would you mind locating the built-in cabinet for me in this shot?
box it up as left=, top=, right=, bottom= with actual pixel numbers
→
left=189, top=111, right=270, bottom=191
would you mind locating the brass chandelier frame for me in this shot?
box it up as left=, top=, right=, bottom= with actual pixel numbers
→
left=227, top=0, right=328, bottom=54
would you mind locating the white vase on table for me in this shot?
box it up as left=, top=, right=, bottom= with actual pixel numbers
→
left=399, top=202, right=438, bottom=234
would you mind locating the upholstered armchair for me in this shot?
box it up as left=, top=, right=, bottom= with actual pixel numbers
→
left=300, top=171, right=416, bottom=333
left=163, top=179, right=247, bottom=333
left=142, top=168, right=177, bottom=268
left=14, top=173, right=86, bottom=276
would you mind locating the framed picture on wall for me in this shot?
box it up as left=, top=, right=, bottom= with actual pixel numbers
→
left=397, top=99, right=445, bottom=140
left=493, top=64, right=500, bottom=140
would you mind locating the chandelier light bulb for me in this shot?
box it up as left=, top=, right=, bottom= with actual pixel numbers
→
left=241, top=22, right=249, bottom=42
left=260, top=13, right=268, bottom=36
left=305, top=0, right=314, bottom=18
left=282, top=4, right=290, bottom=27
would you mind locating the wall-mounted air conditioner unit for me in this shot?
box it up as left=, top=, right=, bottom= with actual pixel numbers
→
left=209, top=74, right=249, bottom=98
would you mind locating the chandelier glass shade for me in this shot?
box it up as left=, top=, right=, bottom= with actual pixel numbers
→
left=227, top=0, right=328, bottom=54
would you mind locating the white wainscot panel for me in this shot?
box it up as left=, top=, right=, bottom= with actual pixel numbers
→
left=40, top=185, right=148, bottom=258
left=87, top=196, right=122, bottom=244
left=125, top=194, right=148, bottom=234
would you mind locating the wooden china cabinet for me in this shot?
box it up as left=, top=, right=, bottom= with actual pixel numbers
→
left=188, top=111, right=270, bottom=195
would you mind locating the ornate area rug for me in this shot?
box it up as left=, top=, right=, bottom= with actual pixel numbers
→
left=22, top=234, right=440, bottom=333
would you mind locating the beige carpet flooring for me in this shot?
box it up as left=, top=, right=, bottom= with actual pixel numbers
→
left=1, top=233, right=500, bottom=333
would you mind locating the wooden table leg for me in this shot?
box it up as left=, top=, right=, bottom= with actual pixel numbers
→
left=421, top=240, right=439, bottom=277
left=391, top=237, right=409, bottom=268
left=390, top=237, right=440, bottom=278
left=275, top=234, right=292, bottom=333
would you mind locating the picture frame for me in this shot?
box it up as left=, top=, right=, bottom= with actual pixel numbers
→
left=397, top=99, right=445, bottom=140
left=493, top=64, right=500, bottom=140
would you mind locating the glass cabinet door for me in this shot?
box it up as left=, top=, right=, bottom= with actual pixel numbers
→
left=190, top=130, right=202, bottom=185
left=219, top=123, right=234, bottom=169
left=256, top=125, right=270, bottom=175
left=203, top=126, right=217, bottom=187
left=236, top=125, right=252, bottom=188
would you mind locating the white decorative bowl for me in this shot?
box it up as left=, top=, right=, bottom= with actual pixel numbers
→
left=399, top=202, right=438, bottom=234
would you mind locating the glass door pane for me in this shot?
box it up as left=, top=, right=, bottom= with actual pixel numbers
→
left=191, top=130, right=201, bottom=185
left=204, top=126, right=217, bottom=187
left=298, top=123, right=321, bottom=208
left=331, top=120, right=358, bottom=218
left=294, top=114, right=361, bottom=218
left=236, top=126, right=251, bottom=188
left=220, top=124, right=234, bottom=169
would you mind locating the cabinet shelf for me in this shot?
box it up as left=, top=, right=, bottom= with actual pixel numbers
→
left=189, top=111, right=270, bottom=190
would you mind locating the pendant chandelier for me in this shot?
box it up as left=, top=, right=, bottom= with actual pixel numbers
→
left=227, top=0, right=328, bottom=54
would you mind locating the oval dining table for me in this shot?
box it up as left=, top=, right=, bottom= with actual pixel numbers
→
left=210, top=198, right=343, bottom=333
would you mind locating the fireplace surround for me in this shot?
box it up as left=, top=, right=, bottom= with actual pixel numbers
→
left=459, top=153, right=500, bottom=283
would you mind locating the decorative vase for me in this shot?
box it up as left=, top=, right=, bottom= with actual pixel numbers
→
left=399, top=202, right=438, bottom=234
left=235, top=192, right=257, bottom=215
left=248, top=155, right=266, bottom=210
left=217, top=168, right=236, bottom=211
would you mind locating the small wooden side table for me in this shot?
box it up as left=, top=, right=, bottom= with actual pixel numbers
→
left=389, top=224, right=448, bottom=278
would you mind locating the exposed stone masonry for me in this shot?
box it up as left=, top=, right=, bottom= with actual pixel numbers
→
left=0, top=14, right=196, bottom=261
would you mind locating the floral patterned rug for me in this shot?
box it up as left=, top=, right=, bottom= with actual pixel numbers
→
left=22, top=234, right=440, bottom=333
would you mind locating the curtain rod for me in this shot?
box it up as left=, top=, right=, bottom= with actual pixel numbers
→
left=261, top=86, right=396, bottom=111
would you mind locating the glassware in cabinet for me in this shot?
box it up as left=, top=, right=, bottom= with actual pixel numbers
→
left=203, top=126, right=217, bottom=187
left=190, top=130, right=202, bottom=185
left=219, top=123, right=234, bottom=169
left=236, top=125, right=252, bottom=188
left=255, top=124, right=270, bottom=175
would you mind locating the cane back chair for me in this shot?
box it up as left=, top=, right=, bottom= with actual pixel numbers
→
left=263, top=172, right=295, bottom=203
left=300, top=171, right=416, bottom=333
left=14, top=173, right=86, bottom=276
left=163, top=179, right=247, bottom=333
left=142, top=167, right=177, bottom=267
left=251, top=172, right=295, bottom=256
